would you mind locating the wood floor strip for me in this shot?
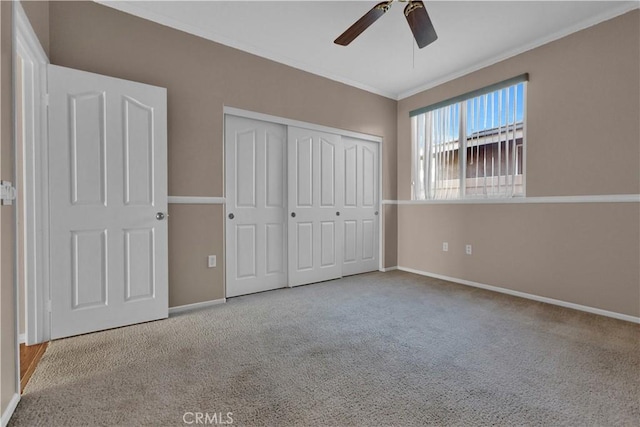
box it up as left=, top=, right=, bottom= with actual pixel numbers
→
left=20, top=342, right=48, bottom=393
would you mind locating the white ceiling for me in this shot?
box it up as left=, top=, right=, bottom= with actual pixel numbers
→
left=100, top=1, right=638, bottom=100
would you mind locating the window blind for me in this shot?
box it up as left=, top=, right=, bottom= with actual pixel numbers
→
left=411, top=77, right=527, bottom=200
left=410, top=74, right=529, bottom=117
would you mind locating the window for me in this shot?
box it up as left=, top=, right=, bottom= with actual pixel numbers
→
left=411, top=75, right=527, bottom=200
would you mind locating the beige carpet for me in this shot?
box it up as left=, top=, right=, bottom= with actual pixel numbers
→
left=10, top=271, right=640, bottom=426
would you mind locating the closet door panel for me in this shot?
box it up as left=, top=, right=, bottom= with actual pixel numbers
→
left=225, top=115, right=287, bottom=297
left=288, top=127, right=343, bottom=287
left=342, top=137, right=379, bottom=276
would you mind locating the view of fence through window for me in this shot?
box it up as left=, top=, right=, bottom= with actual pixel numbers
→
left=412, top=81, right=526, bottom=199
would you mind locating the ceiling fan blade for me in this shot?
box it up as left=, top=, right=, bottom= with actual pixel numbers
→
left=334, top=1, right=392, bottom=46
left=404, top=1, right=438, bottom=49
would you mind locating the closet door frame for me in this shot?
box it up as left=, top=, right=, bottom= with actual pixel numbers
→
left=223, top=107, right=383, bottom=296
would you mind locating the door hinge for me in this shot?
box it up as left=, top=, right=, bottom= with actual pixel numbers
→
left=43, top=93, right=49, bottom=107
left=0, top=181, right=16, bottom=205
left=46, top=300, right=52, bottom=313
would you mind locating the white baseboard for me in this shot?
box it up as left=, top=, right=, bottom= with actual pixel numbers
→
left=397, top=266, right=640, bottom=324
left=379, top=266, right=398, bottom=272
left=169, top=298, right=226, bottom=315
left=1, top=393, right=20, bottom=427
left=18, top=334, right=25, bottom=344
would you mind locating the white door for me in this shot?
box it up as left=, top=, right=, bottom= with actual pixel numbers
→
left=342, top=137, right=379, bottom=276
left=287, top=127, right=343, bottom=287
left=225, top=116, right=287, bottom=297
left=48, top=65, right=168, bottom=339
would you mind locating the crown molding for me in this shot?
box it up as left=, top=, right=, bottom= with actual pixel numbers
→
left=97, top=1, right=639, bottom=102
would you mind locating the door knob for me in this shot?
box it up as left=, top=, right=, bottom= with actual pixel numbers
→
left=291, top=212, right=296, bottom=218
left=336, top=211, right=340, bottom=216
left=156, top=212, right=166, bottom=220
left=228, top=213, right=234, bottom=219
left=375, top=211, right=379, bottom=216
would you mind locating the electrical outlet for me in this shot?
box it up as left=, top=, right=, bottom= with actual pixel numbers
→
left=465, top=245, right=472, bottom=255
left=207, top=255, right=217, bottom=268
left=442, top=242, right=449, bottom=252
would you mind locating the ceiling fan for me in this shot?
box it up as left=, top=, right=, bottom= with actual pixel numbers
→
left=334, top=0, right=437, bottom=49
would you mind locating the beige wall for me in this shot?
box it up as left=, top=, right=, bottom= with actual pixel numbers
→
left=1, top=0, right=17, bottom=416
left=398, top=203, right=640, bottom=316
left=168, top=204, right=225, bottom=306
left=398, top=11, right=639, bottom=199
left=396, top=10, right=640, bottom=316
left=48, top=1, right=398, bottom=307
left=21, top=0, right=49, bottom=57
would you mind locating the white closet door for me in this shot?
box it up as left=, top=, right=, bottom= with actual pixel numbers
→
left=225, top=115, right=288, bottom=297
left=288, top=127, right=343, bottom=287
left=48, top=65, right=168, bottom=339
left=342, top=137, right=379, bottom=276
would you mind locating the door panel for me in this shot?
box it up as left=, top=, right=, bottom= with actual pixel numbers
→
left=225, top=116, right=287, bottom=297
left=71, top=229, right=107, bottom=309
left=49, top=65, right=168, bottom=339
left=288, top=127, right=343, bottom=287
left=341, top=137, right=379, bottom=276
left=297, top=222, right=313, bottom=270
left=266, top=136, right=285, bottom=207
left=344, top=220, right=357, bottom=263
left=320, top=221, right=336, bottom=266
left=320, top=140, right=335, bottom=206
left=296, top=137, right=313, bottom=207
left=123, top=96, right=154, bottom=205
left=265, top=223, right=285, bottom=274
left=345, top=145, right=357, bottom=207
left=236, top=130, right=257, bottom=207
left=236, top=225, right=257, bottom=279
left=362, top=219, right=375, bottom=260
left=69, top=92, right=106, bottom=205
left=124, top=228, right=154, bottom=301
left=363, top=145, right=376, bottom=207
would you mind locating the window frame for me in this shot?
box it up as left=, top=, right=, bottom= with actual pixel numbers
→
left=411, top=76, right=528, bottom=201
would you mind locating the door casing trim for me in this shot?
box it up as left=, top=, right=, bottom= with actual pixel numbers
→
left=15, top=0, right=51, bottom=346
